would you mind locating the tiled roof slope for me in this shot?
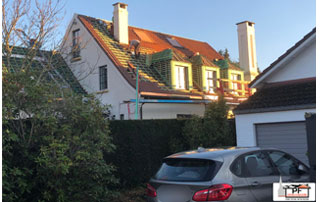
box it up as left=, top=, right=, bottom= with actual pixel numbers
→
left=78, top=15, right=225, bottom=98
left=128, top=26, right=224, bottom=61
left=250, top=28, right=316, bottom=88
left=234, top=78, right=316, bottom=114
left=3, top=46, right=86, bottom=95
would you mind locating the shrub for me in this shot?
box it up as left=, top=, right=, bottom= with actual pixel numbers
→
left=182, top=96, right=234, bottom=149
left=3, top=66, right=118, bottom=202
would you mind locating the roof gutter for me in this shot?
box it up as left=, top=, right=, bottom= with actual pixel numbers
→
left=129, top=99, right=211, bottom=104
left=140, top=91, right=203, bottom=100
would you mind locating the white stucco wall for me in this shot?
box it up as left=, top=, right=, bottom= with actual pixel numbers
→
left=60, top=15, right=136, bottom=119
left=235, top=108, right=316, bottom=147
left=141, top=103, right=206, bottom=119
left=265, top=42, right=316, bottom=83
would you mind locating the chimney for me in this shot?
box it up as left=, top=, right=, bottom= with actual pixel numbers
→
left=236, top=21, right=259, bottom=81
left=113, top=2, right=129, bottom=45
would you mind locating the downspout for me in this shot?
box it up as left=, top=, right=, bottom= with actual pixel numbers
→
left=140, top=103, right=145, bottom=120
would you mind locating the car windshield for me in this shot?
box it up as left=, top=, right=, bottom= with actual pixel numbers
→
left=154, top=158, right=220, bottom=182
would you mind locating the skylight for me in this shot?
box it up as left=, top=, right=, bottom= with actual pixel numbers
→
left=166, top=37, right=183, bottom=48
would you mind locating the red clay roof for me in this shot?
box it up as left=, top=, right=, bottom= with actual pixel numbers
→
left=77, top=14, right=247, bottom=102
left=127, top=26, right=224, bottom=61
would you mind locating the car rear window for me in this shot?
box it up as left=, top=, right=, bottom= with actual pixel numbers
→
left=154, top=158, right=221, bottom=182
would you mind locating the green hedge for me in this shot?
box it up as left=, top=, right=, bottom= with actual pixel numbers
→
left=108, top=119, right=236, bottom=188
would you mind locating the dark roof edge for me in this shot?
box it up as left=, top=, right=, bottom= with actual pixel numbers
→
left=249, top=27, right=316, bottom=88
left=236, top=21, right=255, bottom=25
left=234, top=104, right=316, bottom=115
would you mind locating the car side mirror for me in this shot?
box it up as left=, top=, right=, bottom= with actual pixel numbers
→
left=298, top=164, right=307, bottom=173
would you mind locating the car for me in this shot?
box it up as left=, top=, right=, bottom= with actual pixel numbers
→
left=146, top=147, right=310, bottom=202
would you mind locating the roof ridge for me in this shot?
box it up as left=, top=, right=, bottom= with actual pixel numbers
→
left=78, top=14, right=209, bottom=44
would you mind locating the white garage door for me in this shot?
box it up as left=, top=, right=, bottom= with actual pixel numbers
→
left=256, top=122, right=309, bottom=165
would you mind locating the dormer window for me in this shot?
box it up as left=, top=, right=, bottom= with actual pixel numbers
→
left=175, top=66, right=188, bottom=89
left=72, top=29, right=80, bottom=59
left=206, top=70, right=217, bottom=93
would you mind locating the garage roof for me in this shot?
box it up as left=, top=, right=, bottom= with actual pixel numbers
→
left=234, top=78, right=315, bottom=114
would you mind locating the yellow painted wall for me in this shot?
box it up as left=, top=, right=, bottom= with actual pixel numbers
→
left=171, top=61, right=193, bottom=90
left=201, top=66, right=220, bottom=91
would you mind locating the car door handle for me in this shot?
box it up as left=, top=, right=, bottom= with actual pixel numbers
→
left=251, top=181, right=260, bottom=187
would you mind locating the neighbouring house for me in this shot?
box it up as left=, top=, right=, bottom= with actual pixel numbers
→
left=3, top=46, right=86, bottom=95
left=234, top=28, right=316, bottom=165
left=60, top=2, right=259, bottom=120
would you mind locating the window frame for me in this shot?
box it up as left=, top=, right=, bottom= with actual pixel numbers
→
left=99, top=65, right=108, bottom=90
left=266, top=150, right=310, bottom=176
left=72, top=29, right=81, bottom=58
left=175, top=65, right=188, bottom=90
left=205, top=70, right=217, bottom=93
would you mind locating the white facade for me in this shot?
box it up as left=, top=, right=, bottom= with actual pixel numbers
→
left=265, top=42, right=316, bottom=83
left=236, top=108, right=316, bottom=147
left=61, top=14, right=136, bottom=120
left=142, top=103, right=205, bottom=119
left=237, top=21, right=259, bottom=81
left=235, top=29, right=316, bottom=147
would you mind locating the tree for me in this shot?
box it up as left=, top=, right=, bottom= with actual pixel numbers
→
left=182, top=95, right=235, bottom=149
left=3, top=0, right=118, bottom=201
left=218, top=48, right=240, bottom=67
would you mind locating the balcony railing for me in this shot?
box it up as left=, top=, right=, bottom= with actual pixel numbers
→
left=218, top=78, right=253, bottom=97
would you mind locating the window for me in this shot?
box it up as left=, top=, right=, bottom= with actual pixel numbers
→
left=231, top=73, right=242, bottom=95
left=177, top=114, right=192, bottom=119
left=154, top=158, right=221, bottom=182
left=206, top=70, right=217, bottom=93
left=231, top=152, right=276, bottom=177
left=175, top=66, right=188, bottom=90
left=99, top=65, right=108, bottom=90
left=72, top=29, right=80, bottom=58
left=167, top=37, right=183, bottom=48
left=268, top=151, right=309, bottom=176
left=120, top=114, right=124, bottom=120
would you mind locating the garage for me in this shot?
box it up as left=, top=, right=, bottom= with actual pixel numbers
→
left=255, top=122, right=309, bottom=165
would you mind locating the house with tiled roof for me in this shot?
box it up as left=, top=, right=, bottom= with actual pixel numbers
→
left=234, top=28, right=316, bottom=165
left=60, top=2, right=259, bottom=119
left=2, top=46, right=86, bottom=95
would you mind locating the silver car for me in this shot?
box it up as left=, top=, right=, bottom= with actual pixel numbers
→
left=146, top=147, right=310, bottom=202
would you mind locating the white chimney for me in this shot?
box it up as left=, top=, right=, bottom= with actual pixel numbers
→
left=113, top=2, right=128, bottom=45
left=236, top=21, right=259, bottom=81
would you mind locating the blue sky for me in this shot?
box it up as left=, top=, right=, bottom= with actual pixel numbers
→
left=58, top=0, right=315, bottom=71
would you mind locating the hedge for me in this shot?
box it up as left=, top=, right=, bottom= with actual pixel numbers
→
left=108, top=119, right=236, bottom=188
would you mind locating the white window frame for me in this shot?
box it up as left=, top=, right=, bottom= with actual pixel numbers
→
left=231, top=73, right=241, bottom=95
left=206, top=70, right=216, bottom=93
left=175, top=66, right=186, bottom=90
